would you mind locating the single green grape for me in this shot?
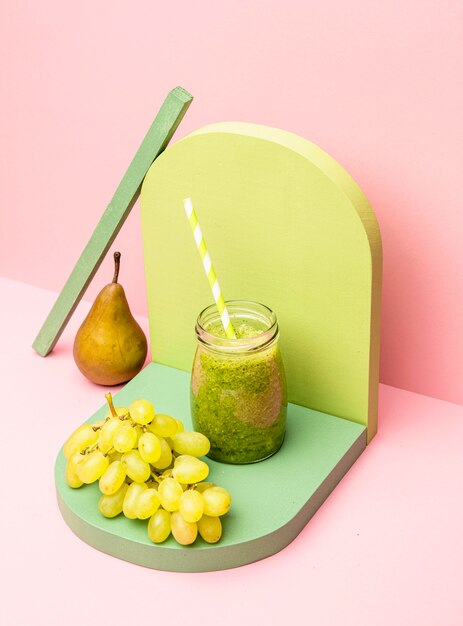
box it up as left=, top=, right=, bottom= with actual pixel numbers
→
left=148, top=413, right=178, bottom=438
left=121, top=450, right=151, bottom=483
left=179, top=489, right=204, bottom=523
left=98, top=483, right=129, bottom=518
left=77, top=450, right=109, bottom=484
left=202, top=486, right=232, bottom=517
left=147, top=509, right=171, bottom=543
left=158, top=477, right=183, bottom=512
left=136, top=488, right=161, bottom=519
left=138, top=431, right=162, bottom=464
left=170, top=511, right=198, bottom=545
left=67, top=450, right=85, bottom=476
left=171, top=431, right=210, bottom=457
left=129, top=399, right=155, bottom=425
left=99, top=460, right=126, bottom=495
left=172, top=455, right=209, bottom=484
left=174, top=419, right=184, bottom=434
left=65, top=459, right=83, bottom=488
left=122, top=482, right=147, bottom=519
left=198, top=514, right=222, bottom=543
left=151, top=437, right=173, bottom=470
left=97, top=417, right=121, bottom=454
left=64, top=424, right=99, bottom=459
left=113, top=422, right=137, bottom=453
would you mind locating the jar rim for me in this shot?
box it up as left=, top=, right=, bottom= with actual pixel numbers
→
left=195, top=300, right=279, bottom=354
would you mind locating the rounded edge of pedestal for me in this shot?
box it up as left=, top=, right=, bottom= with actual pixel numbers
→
left=56, top=483, right=298, bottom=572
left=55, top=428, right=365, bottom=572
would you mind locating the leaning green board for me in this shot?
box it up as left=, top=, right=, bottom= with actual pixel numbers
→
left=140, top=122, right=382, bottom=442
left=33, top=86, right=193, bottom=356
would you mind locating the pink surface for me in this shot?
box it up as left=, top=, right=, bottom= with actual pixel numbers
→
left=1, top=278, right=462, bottom=625
left=1, top=2, right=462, bottom=406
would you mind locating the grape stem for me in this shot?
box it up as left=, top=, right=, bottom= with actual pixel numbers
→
left=105, top=393, right=118, bottom=418
left=151, top=470, right=168, bottom=483
left=81, top=442, right=99, bottom=455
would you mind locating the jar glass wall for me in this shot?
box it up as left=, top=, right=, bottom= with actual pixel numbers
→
left=190, top=301, right=287, bottom=464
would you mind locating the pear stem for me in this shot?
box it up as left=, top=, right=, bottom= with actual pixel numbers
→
left=105, top=392, right=118, bottom=418
left=112, top=252, right=121, bottom=283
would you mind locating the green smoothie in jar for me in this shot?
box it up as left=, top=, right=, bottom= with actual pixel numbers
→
left=190, top=301, right=287, bottom=464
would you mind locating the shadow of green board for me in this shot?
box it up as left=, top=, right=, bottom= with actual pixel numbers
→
left=55, top=123, right=382, bottom=572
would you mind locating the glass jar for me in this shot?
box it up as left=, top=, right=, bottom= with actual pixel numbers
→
left=190, top=301, right=287, bottom=464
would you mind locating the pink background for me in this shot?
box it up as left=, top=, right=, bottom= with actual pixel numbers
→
left=1, top=1, right=462, bottom=405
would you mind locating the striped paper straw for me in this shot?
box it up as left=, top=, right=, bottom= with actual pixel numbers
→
left=184, top=197, right=236, bottom=339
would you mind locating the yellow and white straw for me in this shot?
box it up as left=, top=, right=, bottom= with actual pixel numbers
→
left=184, top=197, right=236, bottom=339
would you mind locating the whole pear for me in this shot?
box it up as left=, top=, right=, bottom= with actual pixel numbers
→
left=73, top=252, right=147, bottom=385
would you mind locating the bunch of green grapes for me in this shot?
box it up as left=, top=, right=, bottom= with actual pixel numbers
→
left=63, top=393, right=231, bottom=545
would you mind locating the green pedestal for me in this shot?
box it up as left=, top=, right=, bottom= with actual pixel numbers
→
left=55, top=362, right=366, bottom=572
